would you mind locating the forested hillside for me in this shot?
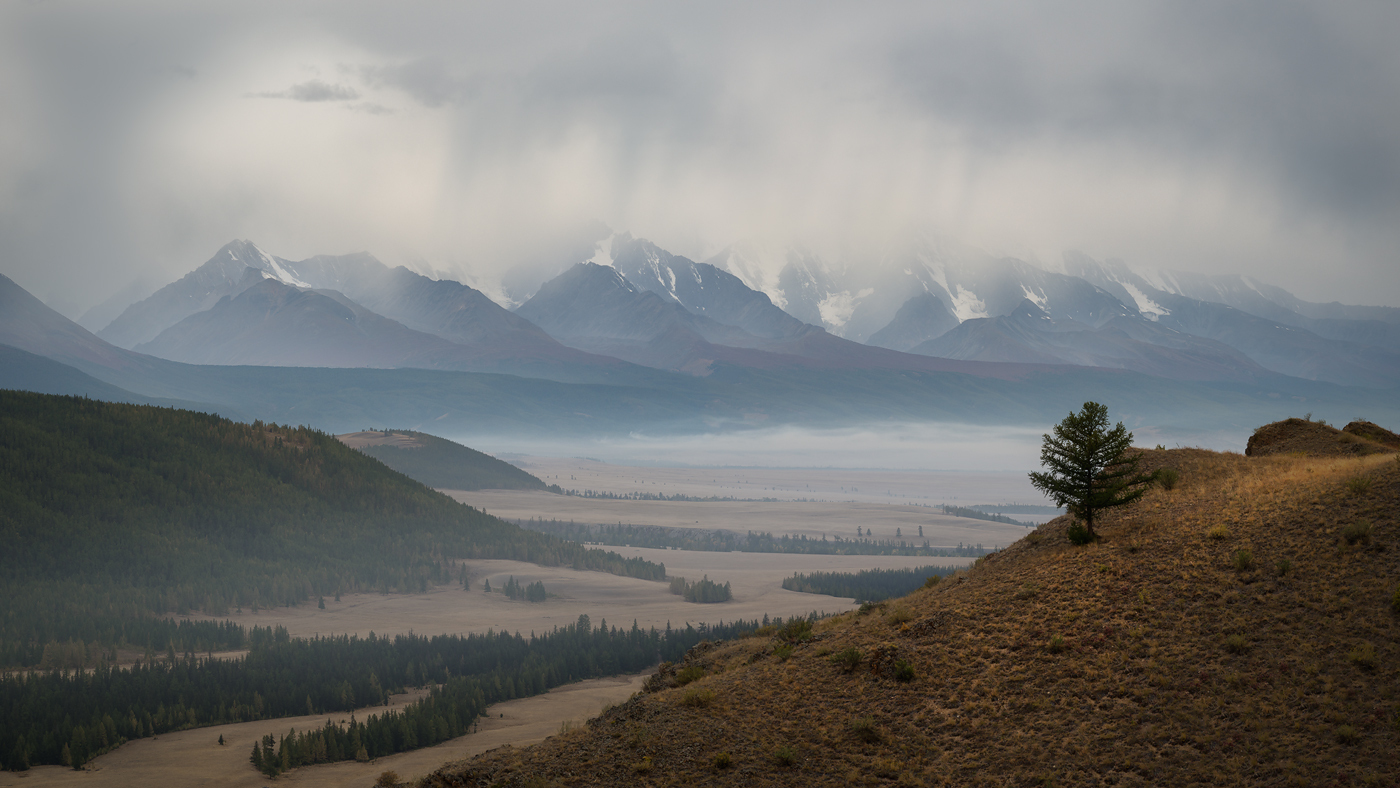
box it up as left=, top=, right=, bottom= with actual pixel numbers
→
left=337, top=429, right=549, bottom=491
left=0, top=392, right=662, bottom=667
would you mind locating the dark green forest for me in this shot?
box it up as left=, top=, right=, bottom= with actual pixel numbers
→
left=668, top=575, right=732, bottom=603
left=511, top=517, right=997, bottom=557
left=0, top=392, right=663, bottom=667
left=782, top=565, right=960, bottom=603
left=345, top=429, right=549, bottom=491
left=0, top=614, right=776, bottom=772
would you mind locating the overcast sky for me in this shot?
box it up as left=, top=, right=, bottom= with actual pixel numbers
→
left=2, top=1, right=1397, bottom=316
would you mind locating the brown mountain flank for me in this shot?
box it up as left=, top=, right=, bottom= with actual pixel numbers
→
left=1245, top=417, right=1396, bottom=458
left=426, top=425, right=1399, bottom=787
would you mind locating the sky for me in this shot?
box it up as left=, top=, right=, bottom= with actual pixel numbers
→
left=2, top=1, right=1398, bottom=318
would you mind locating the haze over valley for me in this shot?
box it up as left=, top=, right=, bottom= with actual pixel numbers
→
left=3, top=3, right=1398, bottom=786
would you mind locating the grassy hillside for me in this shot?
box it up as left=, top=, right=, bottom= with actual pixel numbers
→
left=337, top=429, right=548, bottom=490
left=0, top=392, right=661, bottom=667
left=434, top=426, right=1399, bottom=786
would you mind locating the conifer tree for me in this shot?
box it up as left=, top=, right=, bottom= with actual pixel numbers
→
left=1029, top=402, right=1153, bottom=541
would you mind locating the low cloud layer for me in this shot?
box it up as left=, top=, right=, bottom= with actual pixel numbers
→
left=1, top=1, right=1397, bottom=317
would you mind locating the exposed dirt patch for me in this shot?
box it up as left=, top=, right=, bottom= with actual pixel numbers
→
left=1345, top=420, right=1400, bottom=449
left=337, top=430, right=428, bottom=450
left=1245, top=417, right=1396, bottom=458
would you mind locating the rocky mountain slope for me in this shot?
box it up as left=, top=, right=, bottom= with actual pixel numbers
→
left=431, top=422, right=1400, bottom=787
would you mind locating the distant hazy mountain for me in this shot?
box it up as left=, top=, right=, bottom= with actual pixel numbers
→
left=514, top=262, right=794, bottom=374
left=136, top=278, right=460, bottom=368
left=98, top=240, right=300, bottom=348
left=1062, top=254, right=1400, bottom=387
left=517, top=262, right=1082, bottom=380
left=912, top=300, right=1272, bottom=382
left=705, top=235, right=1135, bottom=344
left=866, top=293, right=961, bottom=352
left=606, top=234, right=807, bottom=339
left=76, top=277, right=160, bottom=334
left=0, top=272, right=151, bottom=373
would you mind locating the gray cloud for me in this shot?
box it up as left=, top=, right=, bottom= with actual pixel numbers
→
left=1, top=1, right=1397, bottom=317
left=258, top=79, right=360, bottom=102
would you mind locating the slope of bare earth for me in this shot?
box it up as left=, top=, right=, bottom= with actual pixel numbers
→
left=187, top=551, right=974, bottom=643
left=0, top=673, right=649, bottom=788
left=430, top=443, right=1400, bottom=787
left=1246, top=417, right=1394, bottom=458
left=449, top=491, right=1030, bottom=545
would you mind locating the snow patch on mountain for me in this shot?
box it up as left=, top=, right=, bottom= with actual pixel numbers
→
left=818, top=289, right=871, bottom=329
left=1020, top=285, right=1049, bottom=312
left=949, top=286, right=989, bottom=321
left=587, top=234, right=616, bottom=268
left=1121, top=282, right=1170, bottom=320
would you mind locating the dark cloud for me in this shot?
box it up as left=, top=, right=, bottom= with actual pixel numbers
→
left=361, top=58, right=472, bottom=107
left=259, top=80, right=360, bottom=102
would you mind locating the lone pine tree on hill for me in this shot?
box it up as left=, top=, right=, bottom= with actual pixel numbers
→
left=1029, top=401, right=1154, bottom=541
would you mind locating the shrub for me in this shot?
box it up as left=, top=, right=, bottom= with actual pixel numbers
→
left=712, top=752, right=731, bottom=770
left=1047, top=635, right=1066, bottom=654
left=1232, top=549, right=1254, bottom=571
left=1066, top=523, right=1093, bottom=545
left=773, top=643, right=794, bottom=661
left=376, top=771, right=401, bottom=788
left=631, top=755, right=654, bottom=774
left=832, top=647, right=863, bottom=673
left=1207, top=524, right=1229, bottom=540
left=1336, top=725, right=1360, bottom=745
left=675, top=665, right=705, bottom=685
left=1349, top=642, right=1379, bottom=670
left=1015, top=583, right=1039, bottom=600
left=681, top=686, right=715, bottom=707
left=1155, top=468, right=1180, bottom=490
left=1225, top=634, right=1249, bottom=654
left=893, top=659, right=916, bottom=682
left=885, top=606, right=913, bottom=626
left=774, top=745, right=797, bottom=767
left=923, top=574, right=943, bottom=589
left=1275, top=558, right=1293, bottom=576
left=780, top=618, right=813, bottom=643
left=1346, top=476, right=1373, bottom=495
left=1342, top=520, right=1374, bottom=545
left=851, top=716, right=881, bottom=743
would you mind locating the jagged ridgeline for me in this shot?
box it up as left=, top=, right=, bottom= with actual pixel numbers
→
left=0, top=392, right=662, bottom=666
left=336, top=429, right=551, bottom=491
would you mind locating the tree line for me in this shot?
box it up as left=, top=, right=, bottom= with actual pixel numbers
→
left=0, top=392, right=666, bottom=667
left=781, top=565, right=961, bottom=603
left=1, top=614, right=779, bottom=772
left=668, top=576, right=732, bottom=603
left=498, top=576, right=547, bottom=602
left=511, top=517, right=996, bottom=557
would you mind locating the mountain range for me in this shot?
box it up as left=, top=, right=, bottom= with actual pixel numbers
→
left=3, top=231, right=1398, bottom=440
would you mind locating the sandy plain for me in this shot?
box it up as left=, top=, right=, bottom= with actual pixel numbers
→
left=505, top=455, right=1054, bottom=513
left=193, top=547, right=977, bottom=642
left=451, top=489, right=1034, bottom=544
left=0, top=672, right=649, bottom=788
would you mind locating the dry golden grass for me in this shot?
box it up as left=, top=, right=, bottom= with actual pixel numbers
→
left=426, top=442, right=1400, bottom=787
